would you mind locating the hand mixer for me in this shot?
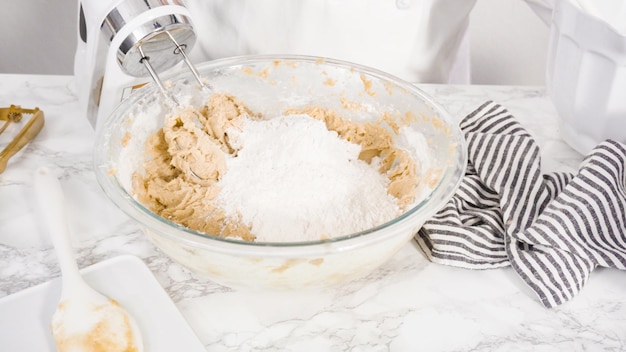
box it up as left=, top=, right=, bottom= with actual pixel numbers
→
left=75, top=0, right=208, bottom=132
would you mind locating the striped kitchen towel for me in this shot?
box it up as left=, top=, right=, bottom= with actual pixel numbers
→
left=415, top=101, right=626, bottom=308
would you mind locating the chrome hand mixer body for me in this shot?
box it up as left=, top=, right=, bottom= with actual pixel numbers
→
left=75, top=0, right=206, bottom=131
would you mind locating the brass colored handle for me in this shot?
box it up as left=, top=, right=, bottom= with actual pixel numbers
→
left=0, top=108, right=45, bottom=173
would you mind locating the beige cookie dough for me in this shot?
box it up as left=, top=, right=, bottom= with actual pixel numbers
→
left=132, top=93, right=419, bottom=241
left=133, top=94, right=255, bottom=241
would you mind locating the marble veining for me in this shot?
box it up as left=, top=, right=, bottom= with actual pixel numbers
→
left=1, top=75, right=624, bottom=351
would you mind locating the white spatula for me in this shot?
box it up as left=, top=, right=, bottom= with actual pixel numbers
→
left=33, top=166, right=143, bottom=352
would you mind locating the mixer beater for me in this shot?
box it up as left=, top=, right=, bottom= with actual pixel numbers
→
left=137, top=31, right=210, bottom=107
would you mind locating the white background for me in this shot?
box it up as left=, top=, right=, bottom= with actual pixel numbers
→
left=0, top=0, right=550, bottom=85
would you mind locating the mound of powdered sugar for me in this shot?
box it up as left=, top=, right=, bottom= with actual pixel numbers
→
left=216, top=113, right=401, bottom=242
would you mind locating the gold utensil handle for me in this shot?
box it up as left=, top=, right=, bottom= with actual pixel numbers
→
left=0, top=109, right=45, bottom=173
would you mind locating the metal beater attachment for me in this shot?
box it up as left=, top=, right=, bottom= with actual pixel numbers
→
left=138, top=30, right=211, bottom=182
left=138, top=30, right=210, bottom=107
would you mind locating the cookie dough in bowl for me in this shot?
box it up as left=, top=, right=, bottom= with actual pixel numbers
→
left=94, top=55, right=466, bottom=290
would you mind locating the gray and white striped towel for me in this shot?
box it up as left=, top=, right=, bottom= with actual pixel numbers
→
left=416, top=101, right=626, bottom=308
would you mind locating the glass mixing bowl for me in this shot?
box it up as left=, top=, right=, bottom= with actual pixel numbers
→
left=94, top=55, right=466, bottom=290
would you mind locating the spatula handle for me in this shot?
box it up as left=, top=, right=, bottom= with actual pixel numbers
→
left=33, top=167, right=84, bottom=291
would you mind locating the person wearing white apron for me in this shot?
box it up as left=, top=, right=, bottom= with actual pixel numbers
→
left=186, top=0, right=554, bottom=84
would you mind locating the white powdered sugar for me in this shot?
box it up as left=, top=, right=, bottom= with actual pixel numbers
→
left=216, top=114, right=401, bottom=242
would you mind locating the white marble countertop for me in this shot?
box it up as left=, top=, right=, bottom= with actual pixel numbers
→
left=1, top=74, right=625, bottom=351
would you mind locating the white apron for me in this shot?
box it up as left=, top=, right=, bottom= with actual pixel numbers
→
left=185, top=0, right=554, bottom=84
